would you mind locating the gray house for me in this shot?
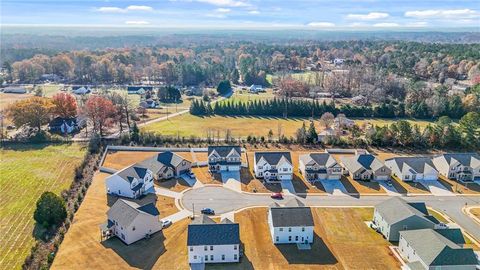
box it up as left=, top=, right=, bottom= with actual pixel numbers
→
left=432, top=153, right=480, bottom=182
left=341, top=154, right=391, bottom=181
left=399, top=228, right=478, bottom=270
left=372, top=197, right=439, bottom=241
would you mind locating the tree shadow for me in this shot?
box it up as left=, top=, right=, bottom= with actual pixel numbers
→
left=276, top=233, right=338, bottom=265
left=240, top=168, right=282, bottom=193
left=356, top=180, right=383, bottom=192
left=157, top=177, right=191, bottom=190
left=107, top=193, right=158, bottom=207
left=339, top=176, right=359, bottom=194
left=390, top=178, right=408, bottom=194
left=0, top=141, right=75, bottom=151
left=291, top=174, right=309, bottom=198
left=101, top=230, right=165, bottom=270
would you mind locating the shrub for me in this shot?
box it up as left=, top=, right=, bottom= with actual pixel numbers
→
left=34, top=192, right=67, bottom=228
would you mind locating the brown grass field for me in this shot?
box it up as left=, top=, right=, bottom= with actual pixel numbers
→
left=211, top=207, right=400, bottom=269
left=0, top=143, right=86, bottom=270
left=102, top=150, right=195, bottom=170
left=52, top=172, right=187, bottom=270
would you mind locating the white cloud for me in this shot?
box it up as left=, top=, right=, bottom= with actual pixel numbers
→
left=406, top=21, right=428, bottom=28
left=373, top=22, right=400, bottom=27
left=307, top=22, right=335, bottom=28
left=196, top=0, right=250, bottom=7
left=215, top=8, right=231, bottom=13
left=96, top=5, right=154, bottom=13
left=348, top=22, right=368, bottom=27
left=347, top=12, right=389, bottom=20
left=125, top=20, right=150, bottom=25
left=405, top=9, right=479, bottom=19
left=248, top=10, right=260, bottom=15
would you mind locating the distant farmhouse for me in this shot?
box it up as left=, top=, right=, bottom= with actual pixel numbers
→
left=341, top=154, right=391, bottom=181
left=399, top=228, right=478, bottom=270
left=48, top=116, right=86, bottom=134
left=101, top=199, right=162, bottom=245
left=432, top=153, right=480, bottom=182
left=71, top=86, right=92, bottom=95
left=2, top=86, right=27, bottom=94
left=385, top=157, right=439, bottom=182
left=268, top=198, right=314, bottom=244
left=249, top=84, right=264, bottom=93
left=207, top=146, right=242, bottom=173
left=187, top=215, right=240, bottom=264
left=373, top=197, right=440, bottom=241
left=127, top=86, right=153, bottom=95
left=254, top=152, right=293, bottom=182
left=298, top=153, right=342, bottom=182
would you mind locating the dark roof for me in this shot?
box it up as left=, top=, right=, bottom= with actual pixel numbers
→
left=400, top=229, right=477, bottom=266
left=300, top=153, right=338, bottom=167
left=127, top=86, right=153, bottom=91
left=116, top=164, right=149, bottom=183
left=187, top=223, right=240, bottom=246
left=440, top=153, right=480, bottom=167
left=387, top=157, right=437, bottom=173
left=72, top=86, right=91, bottom=90
left=107, top=199, right=160, bottom=227
left=208, top=146, right=241, bottom=157
left=255, top=152, right=292, bottom=166
left=357, top=154, right=375, bottom=169
left=270, top=207, right=314, bottom=227
left=341, top=154, right=385, bottom=172
left=137, top=203, right=160, bottom=216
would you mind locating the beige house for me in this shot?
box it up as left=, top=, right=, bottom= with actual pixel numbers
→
left=299, top=153, right=343, bottom=181
left=341, top=154, right=391, bottom=181
left=140, top=151, right=192, bottom=180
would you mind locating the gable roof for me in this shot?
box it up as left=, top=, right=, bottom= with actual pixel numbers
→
left=400, top=229, right=477, bottom=266
left=375, top=197, right=438, bottom=225
left=255, top=152, right=292, bottom=166
left=191, top=214, right=216, bottom=225
left=207, top=146, right=241, bottom=158
left=107, top=199, right=159, bottom=228
left=341, top=154, right=385, bottom=173
left=270, top=207, right=314, bottom=227
left=127, top=86, right=153, bottom=91
left=386, top=157, right=437, bottom=174
left=437, top=153, right=480, bottom=168
left=187, top=221, right=240, bottom=246
left=139, top=151, right=188, bottom=172
left=299, top=153, right=338, bottom=168
left=116, top=164, right=149, bottom=183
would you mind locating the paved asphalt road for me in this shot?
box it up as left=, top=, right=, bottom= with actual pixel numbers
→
left=182, top=186, right=480, bottom=241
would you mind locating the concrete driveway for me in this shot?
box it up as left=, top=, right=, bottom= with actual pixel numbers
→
left=281, top=180, right=296, bottom=194
left=319, top=180, right=348, bottom=195
left=181, top=174, right=204, bottom=189
left=377, top=180, right=401, bottom=196
left=221, top=171, right=241, bottom=192
left=419, top=180, right=455, bottom=196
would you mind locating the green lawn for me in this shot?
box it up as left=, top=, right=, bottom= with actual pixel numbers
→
left=0, top=143, right=86, bottom=270
left=353, top=118, right=436, bottom=130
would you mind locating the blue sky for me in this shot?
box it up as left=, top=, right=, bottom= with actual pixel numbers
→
left=1, top=0, right=479, bottom=29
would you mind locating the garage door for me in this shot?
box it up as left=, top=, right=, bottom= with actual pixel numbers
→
left=423, top=174, right=438, bottom=181
left=327, top=174, right=341, bottom=180
left=375, top=175, right=389, bottom=181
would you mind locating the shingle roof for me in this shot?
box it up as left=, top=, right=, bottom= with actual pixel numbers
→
left=127, top=86, right=153, bottom=91
left=341, top=154, right=385, bottom=173
left=107, top=199, right=160, bottom=228
left=187, top=223, right=240, bottom=246
left=386, top=157, right=437, bottom=174
left=208, top=146, right=241, bottom=157
left=270, top=207, right=314, bottom=227
left=255, top=152, right=292, bottom=166
left=400, top=229, right=477, bottom=266
left=116, top=165, right=149, bottom=183
left=191, top=214, right=216, bottom=225
left=375, top=197, right=438, bottom=225
left=299, top=153, right=338, bottom=168
left=138, top=151, right=187, bottom=173
left=439, top=153, right=480, bottom=168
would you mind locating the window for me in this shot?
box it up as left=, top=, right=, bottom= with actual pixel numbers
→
left=205, top=255, right=208, bottom=261
left=234, top=254, right=238, bottom=260
left=190, top=247, right=193, bottom=252
left=295, top=236, right=299, bottom=241
left=210, top=246, right=213, bottom=251
left=275, top=236, right=279, bottom=242
left=234, top=245, right=237, bottom=250
left=279, top=228, right=283, bottom=232
left=222, top=255, right=225, bottom=261
left=288, top=228, right=292, bottom=232
left=302, top=227, right=305, bottom=232
left=132, top=226, right=135, bottom=231
left=288, top=236, right=292, bottom=241
left=210, top=255, right=214, bottom=261
left=204, top=246, right=207, bottom=251
left=259, top=166, right=263, bottom=169
left=194, top=255, right=197, bottom=259
left=121, top=233, right=125, bottom=240
left=403, top=225, right=408, bottom=230
left=405, top=175, right=410, bottom=180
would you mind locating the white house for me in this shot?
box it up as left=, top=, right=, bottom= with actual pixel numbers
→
left=187, top=215, right=240, bottom=265
left=105, top=163, right=155, bottom=199
left=249, top=84, right=263, bottom=93
left=71, top=86, right=91, bottom=95
left=385, top=157, right=439, bottom=182
left=253, top=152, right=293, bottom=182
left=341, top=154, right=391, bottom=181
left=140, top=151, right=192, bottom=180
left=127, top=86, right=153, bottom=95
left=2, top=86, right=27, bottom=94
left=207, top=146, right=242, bottom=172
left=333, top=114, right=355, bottom=130
left=432, top=153, right=480, bottom=183
left=372, top=197, right=439, bottom=241
left=399, top=229, right=477, bottom=270
left=298, top=153, right=343, bottom=181
left=268, top=199, right=314, bottom=244
left=101, top=199, right=162, bottom=245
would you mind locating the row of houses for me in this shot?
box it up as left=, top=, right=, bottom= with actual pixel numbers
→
left=373, top=197, right=478, bottom=270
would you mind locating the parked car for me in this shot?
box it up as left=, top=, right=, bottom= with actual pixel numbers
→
left=162, top=219, right=172, bottom=228
left=270, top=192, right=283, bottom=199
left=201, top=208, right=215, bottom=215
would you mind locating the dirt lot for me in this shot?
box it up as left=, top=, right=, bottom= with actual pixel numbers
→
left=52, top=172, right=185, bottom=270
left=156, top=178, right=192, bottom=192
left=191, top=166, right=222, bottom=185
left=217, top=207, right=400, bottom=270
left=102, top=150, right=195, bottom=170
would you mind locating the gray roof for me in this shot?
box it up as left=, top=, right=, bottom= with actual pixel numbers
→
left=299, top=153, right=338, bottom=168
left=116, top=165, right=149, bottom=183
left=187, top=220, right=240, bottom=246
left=107, top=199, right=159, bottom=228
left=255, top=152, right=292, bottom=166
left=270, top=207, right=314, bottom=227
left=138, top=151, right=188, bottom=173
left=438, top=153, right=480, bottom=167
left=192, top=214, right=216, bottom=225
left=208, top=146, right=241, bottom=157
left=400, top=229, right=477, bottom=266
left=341, top=154, right=385, bottom=173
left=375, top=197, right=437, bottom=225
left=386, top=157, right=436, bottom=174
